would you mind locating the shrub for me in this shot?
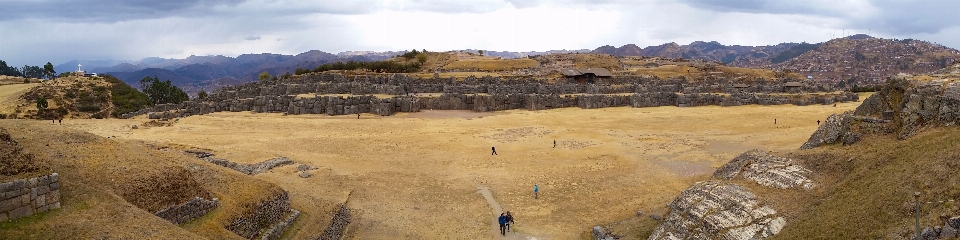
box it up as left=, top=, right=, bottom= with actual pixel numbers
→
left=102, top=74, right=151, bottom=117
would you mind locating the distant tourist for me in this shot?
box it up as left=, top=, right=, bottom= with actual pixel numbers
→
left=534, top=184, right=539, bottom=199
left=58, top=118, right=62, bottom=125
left=774, top=119, right=777, bottom=125
left=357, top=113, right=361, bottom=119
left=498, top=213, right=508, bottom=235
left=817, top=120, right=821, bottom=125
left=505, top=211, right=515, bottom=232
left=553, top=140, right=556, bottom=148
left=491, top=146, right=498, bottom=155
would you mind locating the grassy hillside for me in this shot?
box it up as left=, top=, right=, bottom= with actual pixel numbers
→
left=0, top=121, right=284, bottom=239
left=756, top=126, right=960, bottom=239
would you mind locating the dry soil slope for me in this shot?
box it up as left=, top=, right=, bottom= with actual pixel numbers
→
left=0, top=120, right=286, bottom=239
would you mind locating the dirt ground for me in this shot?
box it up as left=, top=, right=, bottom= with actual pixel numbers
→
left=59, top=97, right=865, bottom=239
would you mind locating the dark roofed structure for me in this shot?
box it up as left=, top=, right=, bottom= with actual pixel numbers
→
left=561, top=68, right=613, bottom=83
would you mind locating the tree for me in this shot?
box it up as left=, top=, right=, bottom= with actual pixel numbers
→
left=416, top=54, right=428, bottom=64
left=36, top=97, right=48, bottom=111
left=478, top=50, right=484, bottom=56
left=43, top=62, right=56, bottom=80
left=0, top=60, right=22, bottom=77
left=258, top=71, right=271, bottom=81
left=197, top=90, right=208, bottom=100
left=139, top=76, right=188, bottom=105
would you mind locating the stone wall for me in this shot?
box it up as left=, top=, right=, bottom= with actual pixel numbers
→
left=130, top=92, right=859, bottom=120
left=154, top=197, right=219, bottom=225
left=226, top=191, right=297, bottom=239
left=118, top=73, right=853, bottom=119
left=0, top=173, right=60, bottom=221
left=317, top=204, right=351, bottom=240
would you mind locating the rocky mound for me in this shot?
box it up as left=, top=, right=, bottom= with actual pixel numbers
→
left=648, top=150, right=814, bottom=240
left=712, top=149, right=814, bottom=189
left=801, top=72, right=960, bottom=149
left=648, top=181, right=786, bottom=240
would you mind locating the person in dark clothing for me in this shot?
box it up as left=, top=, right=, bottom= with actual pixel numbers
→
left=505, top=211, right=514, bottom=232
left=491, top=146, right=497, bottom=155
left=498, top=213, right=507, bottom=235
left=817, top=120, right=820, bottom=125
left=58, top=118, right=62, bottom=125
left=553, top=140, right=556, bottom=148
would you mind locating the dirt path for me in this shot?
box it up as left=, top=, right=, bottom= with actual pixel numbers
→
left=477, top=186, right=541, bottom=240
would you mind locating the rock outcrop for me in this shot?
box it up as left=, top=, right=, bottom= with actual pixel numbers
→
left=802, top=75, right=960, bottom=149
left=648, top=181, right=786, bottom=240
left=712, top=149, right=814, bottom=189
left=648, top=149, right=816, bottom=239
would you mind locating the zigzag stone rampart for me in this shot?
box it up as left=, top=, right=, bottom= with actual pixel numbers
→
left=121, top=74, right=856, bottom=119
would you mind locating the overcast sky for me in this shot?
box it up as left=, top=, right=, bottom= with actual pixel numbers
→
left=2, top=0, right=960, bottom=67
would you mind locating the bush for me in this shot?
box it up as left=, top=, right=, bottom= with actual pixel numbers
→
left=77, top=105, right=101, bottom=112
left=23, top=78, right=29, bottom=83
left=102, top=74, right=151, bottom=117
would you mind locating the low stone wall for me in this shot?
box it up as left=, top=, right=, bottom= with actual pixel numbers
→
left=317, top=204, right=351, bottom=240
left=260, top=209, right=300, bottom=240
left=0, top=173, right=60, bottom=221
left=154, top=197, right=219, bottom=225
left=226, top=191, right=296, bottom=239
left=185, top=151, right=294, bottom=175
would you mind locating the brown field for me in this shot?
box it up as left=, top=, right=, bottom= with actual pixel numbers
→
left=56, top=95, right=865, bottom=239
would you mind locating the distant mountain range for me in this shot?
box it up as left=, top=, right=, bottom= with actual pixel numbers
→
left=594, top=34, right=960, bottom=86
left=593, top=41, right=799, bottom=64
left=56, top=51, right=403, bottom=94
left=55, top=35, right=960, bottom=94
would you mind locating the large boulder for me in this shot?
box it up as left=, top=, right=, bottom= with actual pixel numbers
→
left=712, top=150, right=815, bottom=189
left=800, top=112, right=853, bottom=149
left=648, top=181, right=785, bottom=240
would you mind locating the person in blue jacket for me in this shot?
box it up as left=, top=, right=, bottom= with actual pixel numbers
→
left=498, top=213, right=507, bottom=235
left=534, top=184, right=539, bottom=199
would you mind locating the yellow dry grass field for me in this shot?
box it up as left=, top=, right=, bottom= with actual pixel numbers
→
left=0, top=83, right=40, bottom=113
left=59, top=97, right=864, bottom=239
left=443, top=59, right=539, bottom=72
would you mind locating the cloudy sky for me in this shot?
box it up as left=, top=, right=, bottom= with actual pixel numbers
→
left=2, top=0, right=960, bottom=67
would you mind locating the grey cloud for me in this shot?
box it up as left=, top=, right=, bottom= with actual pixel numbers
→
left=0, top=0, right=246, bottom=22
left=244, top=36, right=261, bottom=41
left=679, top=0, right=960, bottom=35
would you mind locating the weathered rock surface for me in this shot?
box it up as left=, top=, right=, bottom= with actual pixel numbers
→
left=712, top=149, right=814, bottom=189
left=804, top=77, right=960, bottom=150
left=648, top=181, right=785, bottom=240
left=800, top=112, right=853, bottom=149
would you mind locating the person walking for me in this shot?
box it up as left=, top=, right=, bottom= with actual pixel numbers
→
left=498, top=213, right=507, bottom=236
left=817, top=120, right=821, bottom=125
left=553, top=140, right=556, bottom=148
left=534, top=184, right=539, bottom=199
left=58, top=118, right=62, bottom=125
left=491, top=146, right=497, bottom=155
left=505, top=211, right=515, bottom=232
